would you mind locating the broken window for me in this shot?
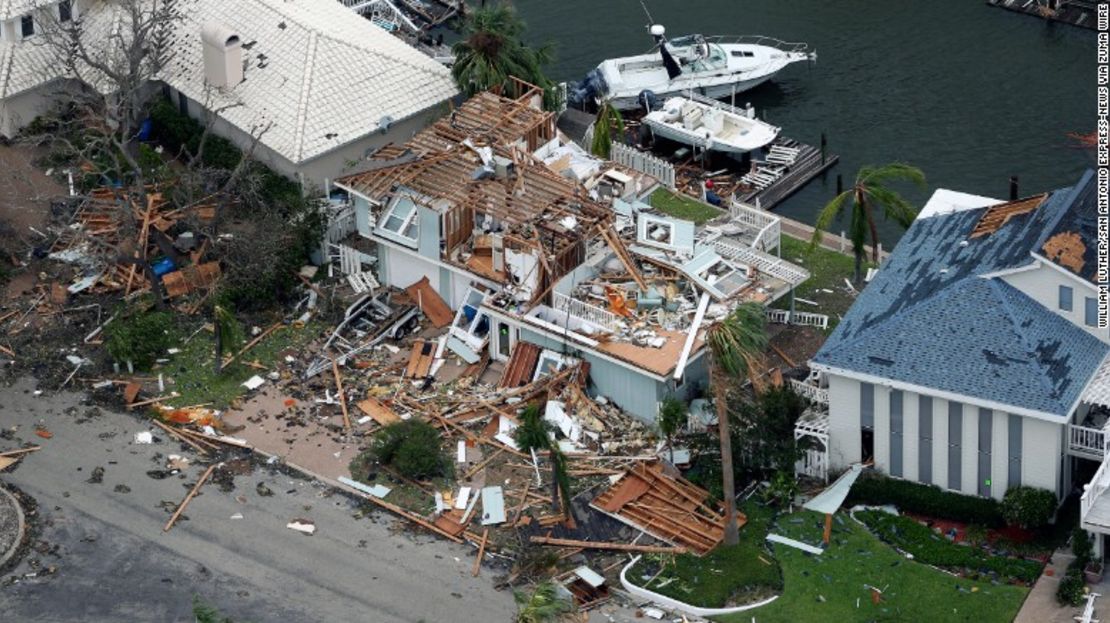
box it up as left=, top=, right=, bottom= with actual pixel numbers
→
left=532, top=350, right=573, bottom=382
left=378, top=195, right=419, bottom=246
left=59, top=0, right=72, bottom=22
left=20, top=15, right=33, bottom=38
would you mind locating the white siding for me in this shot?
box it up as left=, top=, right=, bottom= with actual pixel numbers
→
left=1021, top=417, right=1064, bottom=497
left=385, top=246, right=439, bottom=293
left=990, top=410, right=1009, bottom=499
left=932, top=398, right=948, bottom=488
left=826, top=374, right=861, bottom=470
left=1002, top=263, right=1107, bottom=343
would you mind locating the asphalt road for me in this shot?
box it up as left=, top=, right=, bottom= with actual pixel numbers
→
left=0, top=377, right=516, bottom=622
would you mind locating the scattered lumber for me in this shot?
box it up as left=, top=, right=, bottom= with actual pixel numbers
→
left=332, top=358, right=351, bottom=430
left=472, top=528, right=489, bottom=577
left=529, top=536, right=688, bottom=554
left=163, top=463, right=217, bottom=532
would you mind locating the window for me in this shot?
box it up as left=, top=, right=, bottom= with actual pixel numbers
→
left=860, top=382, right=874, bottom=430
left=978, top=408, right=992, bottom=498
left=20, top=15, right=33, bottom=38
left=730, top=50, right=755, bottom=58
left=59, top=0, right=72, bottom=22
left=1007, top=414, right=1022, bottom=488
left=377, top=195, right=419, bottom=245
left=1059, top=285, right=1073, bottom=311
left=1086, top=296, right=1098, bottom=327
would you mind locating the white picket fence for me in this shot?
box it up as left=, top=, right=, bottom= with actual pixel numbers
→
left=766, top=308, right=830, bottom=330
left=611, top=142, right=676, bottom=189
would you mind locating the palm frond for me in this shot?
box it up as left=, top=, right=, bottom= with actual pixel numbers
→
left=860, top=162, right=926, bottom=189
left=809, top=190, right=852, bottom=251
left=514, top=581, right=576, bottom=623
left=706, top=302, right=769, bottom=378
left=866, top=184, right=919, bottom=228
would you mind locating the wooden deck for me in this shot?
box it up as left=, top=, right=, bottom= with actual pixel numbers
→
left=986, top=0, right=1098, bottom=29
left=736, top=139, right=840, bottom=211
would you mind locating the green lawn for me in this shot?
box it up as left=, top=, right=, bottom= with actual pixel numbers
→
left=719, top=510, right=1030, bottom=623
left=774, top=235, right=876, bottom=329
left=626, top=502, right=782, bottom=608
left=162, top=320, right=322, bottom=408
left=649, top=187, right=726, bottom=224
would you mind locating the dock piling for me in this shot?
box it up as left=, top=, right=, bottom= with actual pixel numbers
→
left=1009, top=176, right=1019, bottom=201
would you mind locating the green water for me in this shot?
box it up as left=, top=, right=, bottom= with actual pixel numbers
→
left=509, top=0, right=1096, bottom=243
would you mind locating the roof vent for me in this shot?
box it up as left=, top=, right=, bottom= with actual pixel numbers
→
left=939, top=268, right=949, bottom=274
left=378, top=115, right=394, bottom=134
left=959, top=240, right=969, bottom=247
left=201, top=23, right=243, bottom=89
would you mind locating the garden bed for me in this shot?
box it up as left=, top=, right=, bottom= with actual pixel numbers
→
left=648, top=187, right=725, bottom=224
left=854, top=510, right=1043, bottom=584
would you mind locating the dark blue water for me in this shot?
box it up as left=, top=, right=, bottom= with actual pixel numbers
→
left=510, top=0, right=1096, bottom=243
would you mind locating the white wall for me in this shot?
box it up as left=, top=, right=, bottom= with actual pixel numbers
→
left=0, top=86, right=54, bottom=137
left=825, top=371, right=1066, bottom=499
left=1003, top=262, right=1107, bottom=343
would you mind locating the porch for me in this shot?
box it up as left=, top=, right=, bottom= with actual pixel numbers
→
left=792, top=376, right=831, bottom=483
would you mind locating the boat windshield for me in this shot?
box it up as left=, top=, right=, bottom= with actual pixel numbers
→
left=690, top=44, right=728, bottom=72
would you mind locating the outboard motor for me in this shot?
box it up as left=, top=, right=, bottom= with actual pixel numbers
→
left=567, top=68, right=608, bottom=109
left=638, top=89, right=659, bottom=113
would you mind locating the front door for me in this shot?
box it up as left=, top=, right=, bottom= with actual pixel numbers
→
left=495, top=321, right=515, bottom=361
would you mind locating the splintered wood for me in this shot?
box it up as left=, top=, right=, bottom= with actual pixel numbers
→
left=591, top=462, right=736, bottom=555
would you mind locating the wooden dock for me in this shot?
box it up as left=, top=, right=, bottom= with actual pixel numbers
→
left=735, top=140, right=840, bottom=211
left=985, top=0, right=1097, bottom=30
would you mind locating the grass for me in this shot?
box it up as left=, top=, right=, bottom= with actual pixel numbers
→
left=348, top=448, right=453, bottom=515
left=718, top=510, right=1029, bottom=623
left=626, top=502, right=782, bottom=608
left=648, top=187, right=725, bottom=225
left=162, top=320, right=322, bottom=408
left=774, top=235, right=877, bottom=329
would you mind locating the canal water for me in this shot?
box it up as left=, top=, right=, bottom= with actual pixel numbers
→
left=509, top=0, right=1096, bottom=244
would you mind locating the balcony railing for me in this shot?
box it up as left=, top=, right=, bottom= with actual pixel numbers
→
left=551, top=292, right=621, bottom=332
left=1082, top=454, right=1110, bottom=529
left=1069, top=423, right=1107, bottom=459
left=789, top=379, right=829, bottom=405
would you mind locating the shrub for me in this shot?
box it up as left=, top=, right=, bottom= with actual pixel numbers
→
left=856, top=510, right=1043, bottom=583
left=1072, top=528, right=1093, bottom=566
left=762, top=471, right=799, bottom=508
left=104, top=307, right=178, bottom=370
left=846, top=473, right=1004, bottom=527
left=1001, top=486, right=1057, bottom=529
left=371, top=420, right=446, bottom=480
left=1056, top=569, right=1086, bottom=606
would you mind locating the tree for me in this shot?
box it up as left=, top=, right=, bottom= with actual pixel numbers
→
left=810, top=163, right=925, bottom=283
left=451, top=3, right=553, bottom=101
left=590, top=101, right=625, bottom=159
left=513, top=404, right=572, bottom=517
left=371, top=420, right=447, bottom=480
left=513, top=581, right=576, bottom=623
left=705, top=302, right=768, bottom=545
left=657, top=396, right=687, bottom=465
left=731, top=385, right=807, bottom=476
left=212, top=304, right=243, bottom=375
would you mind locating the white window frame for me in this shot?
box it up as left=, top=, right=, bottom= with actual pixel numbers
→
left=532, top=349, right=573, bottom=382
left=376, top=194, right=419, bottom=247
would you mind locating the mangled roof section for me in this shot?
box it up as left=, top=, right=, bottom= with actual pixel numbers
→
left=1036, top=170, right=1097, bottom=282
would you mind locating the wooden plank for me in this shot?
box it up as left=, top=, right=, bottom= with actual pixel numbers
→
left=472, top=528, right=489, bottom=577
left=332, top=359, right=351, bottom=431
left=0, top=446, right=41, bottom=458
left=529, top=536, right=687, bottom=554
left=404, top=276, right=452, bottom=328
left=356, top=398, right=401, bottom=426
left=163, top=463, right=217, bottom=532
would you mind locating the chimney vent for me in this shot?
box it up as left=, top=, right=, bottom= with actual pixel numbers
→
left=201, top=23, right=243, bottom=89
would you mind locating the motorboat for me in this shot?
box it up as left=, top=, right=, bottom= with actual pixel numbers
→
left=642, top=96, right=780, bottom=154
left=569, top=25, right=814, bottom=110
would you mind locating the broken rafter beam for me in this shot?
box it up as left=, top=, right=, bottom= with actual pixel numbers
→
left=529, top=536, right=687, bottom=554
left=163, top=463, right=217, bottom=532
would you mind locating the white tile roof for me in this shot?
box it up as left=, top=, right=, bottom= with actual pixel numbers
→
left=161, top=0, right=458, bottom=165
left=1083, top=353, right=1110, bottom=409
left=0, top=0, right=41, bottom=21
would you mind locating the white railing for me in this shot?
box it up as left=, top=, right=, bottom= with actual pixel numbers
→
left=611, top=143, right=676, bottom=190
left=1082, top=454, right=1110, bottom=527
left=766, top=308, right=829, bottom=330
left=324, top=204, right=356, bottom=244
left=713, top=237, right=809, bottom=286
left=729, top=199, right=781, bottom=252
left=789, top=379, right=829, bottom=405
left=1070, top=424, right=1107, bottom=458
left=552, top=291, right=621, bottom=332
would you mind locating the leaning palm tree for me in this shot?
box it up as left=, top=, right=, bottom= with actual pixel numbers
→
left=514, top=580, right=576, bottom=623
left=590, top=100, right=625, bottom=159
left=514, top=404, right=572, bottom=517
left=810, top=163, right=925, bottom=283
left=451, top=3, right=553, bottom=99
left=705, top=302, right=769, bottom=545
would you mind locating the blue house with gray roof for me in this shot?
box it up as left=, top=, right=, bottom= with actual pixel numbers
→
left=805, top=171, right=1110, bottom=521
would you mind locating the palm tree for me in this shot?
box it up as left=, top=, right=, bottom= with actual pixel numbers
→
left=212, top=304, right=242, bottom=375
left=705, top=302, right=769, bottom=545
left=590, top=100, right=625, bottom=159
left=810, top=163, right=925, bottom=283
left=451, top=4, right=553, bottom=100
left=513, top=404, right=571, bottom=517
left=513, top=581, right=576, bottom=623
left=657, top=396, right=687, bottom=465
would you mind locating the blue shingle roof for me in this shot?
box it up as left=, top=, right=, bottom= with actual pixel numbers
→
left=813, top=175, right=1108, bottom=417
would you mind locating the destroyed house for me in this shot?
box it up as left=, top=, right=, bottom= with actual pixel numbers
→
left=336, top=82, right=811, bottom=424
left=805, top=172, right=1110, bottom=556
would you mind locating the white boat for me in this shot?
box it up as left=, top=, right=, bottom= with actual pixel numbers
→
left=643, top=96, right=780, bottom=154
left=569, top=26, right=815, bottom=110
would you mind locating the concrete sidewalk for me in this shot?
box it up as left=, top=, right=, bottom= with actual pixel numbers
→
left=1015, top=548, right=1109, bottom=623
